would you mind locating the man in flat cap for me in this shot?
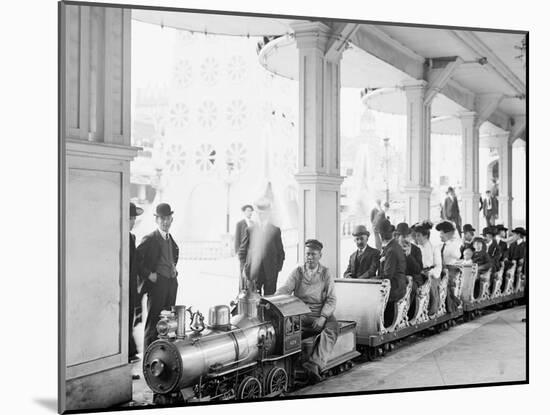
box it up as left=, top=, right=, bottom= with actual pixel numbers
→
left=376, top=219, right=408, bottom=325
left=460, top=224, right=476, bottom=259
left=238, top=198, right=285, bottom=295
left=136, top=203, right=180, bottom=350
left=129, top=202, right=143, bottom=364
left=276, top=239, right=337, bottom=383
left=343, top=225, right=380, bottom=279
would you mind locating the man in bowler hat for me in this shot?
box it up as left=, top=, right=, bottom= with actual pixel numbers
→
left=343, top=225, right=380, bottom=279
left=461, top=224, right=476, bottom=259
left=136, top=203, right=180, bottom=350
left=129, top=202, right=143, bottom=364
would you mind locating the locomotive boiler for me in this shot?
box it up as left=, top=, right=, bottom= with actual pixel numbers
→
left=142, top=284, right=314, bottom=403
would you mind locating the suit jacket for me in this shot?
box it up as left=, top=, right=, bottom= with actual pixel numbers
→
left=136, top=229, right=179, bottom=295
left=238, top=223, right=285, bottom=284
left=486, top=241, right=502, bottom=270
left=343, top=245, right=380, bottom=279
left=234, top=219, right=249, bottom=254
left=406, top=243, right=425, bottom=284
left=442, top=195, right=461, bottom=228
left=378, top=239, right=408, bottom=302
left=482, top=196, right=498, bottom=217
left=508, top=241, right=526, bottom=262
left=498, top=240, right=508, bottom=260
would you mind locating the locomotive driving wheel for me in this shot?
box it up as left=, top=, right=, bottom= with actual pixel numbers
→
left=236, top=376, right=262, bottom=400
left=266, top=367, right=288, bottom=395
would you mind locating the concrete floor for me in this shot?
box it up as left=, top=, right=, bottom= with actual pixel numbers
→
left=125, top=305, right=526, bottom=406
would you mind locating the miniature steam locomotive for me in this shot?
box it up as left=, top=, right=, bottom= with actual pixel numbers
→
left=142, top=286, right=360, bottom=404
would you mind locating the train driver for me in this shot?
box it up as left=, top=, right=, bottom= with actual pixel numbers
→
left=276, top=239, right=338, bottom=384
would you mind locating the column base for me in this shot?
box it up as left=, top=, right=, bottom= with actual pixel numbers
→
left=403, top=185, right=432, bottom=224
left=64, top=364, right=132, bottom=412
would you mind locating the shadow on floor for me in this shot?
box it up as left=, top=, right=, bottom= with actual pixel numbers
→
left=34, top=398, right=57, bottom=413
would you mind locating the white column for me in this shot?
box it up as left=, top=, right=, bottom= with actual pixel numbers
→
left=402, top=80, right=432, bottom=223
left=292, top=22, right=344, bottom=277
left=458, top=111, right=481, bottom=231
left=61, top=4, right=136, bottom=412
left=497, top=132, right=513, bottom=227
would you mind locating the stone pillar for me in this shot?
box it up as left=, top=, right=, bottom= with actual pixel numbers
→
left=60, top=4, right=137, bottom=412
left=497, top=132, right=513, bottom=227
left=292, top=22, right=344, bottom=277
left=458, top=112, right=481, bottom=231
left=402, top=80, right=432, bottom=223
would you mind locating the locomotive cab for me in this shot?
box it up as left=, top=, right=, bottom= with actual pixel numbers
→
left=261, top=295, right=311, bottom=357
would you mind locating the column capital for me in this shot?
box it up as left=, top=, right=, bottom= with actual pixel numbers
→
left=294, top=173, right=345, bottom=186
left=458, top=111, right=477, bottom=120
left=401, top=79, right=428, bottom=90
left=291, top=21, right=332, bottom=51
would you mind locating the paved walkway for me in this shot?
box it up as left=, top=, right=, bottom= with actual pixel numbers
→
left=291, top=305, right=526, bottom=395
left=126, top=305, right=526, bottom=406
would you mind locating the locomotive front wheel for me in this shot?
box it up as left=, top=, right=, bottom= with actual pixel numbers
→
left=236, top=376, right=262, bottom=400
left=266, top=367, right=288, bottom=395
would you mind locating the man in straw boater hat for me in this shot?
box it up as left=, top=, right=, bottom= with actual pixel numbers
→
left=129, top=202, right=143, bottom=365
left=136, top=203, right=180, bottom=350
left=343, top=225, right=380, bottom=279
left=276, top=239, right=337, bottom=384
left=238, top=197, right=285, bottom=295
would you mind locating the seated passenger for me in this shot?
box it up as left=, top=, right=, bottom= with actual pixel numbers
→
left=495, top=224, right=509, bottom=260
left=460, top=224, right=476, bottom=259
left=483, top=226, right=502, bottom=271
left=411, top=221, right=442, bottom=317
left=376, top=219, right=408, bottom=325
left=276, top=239, right=338, bottom=383
left=343, top=225, right=380, bottom=279
left=472, top=236, right=492, bottom=274
left=395, top=223, right=424, bottom=318
left=436, top=220, right=462, bottom=312
left=507, top=227, right=527, bottom=274
left=461, top=245, right=474, bottom=263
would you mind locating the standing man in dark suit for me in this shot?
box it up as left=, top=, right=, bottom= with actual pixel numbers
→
left=377, top=219, right=408, bottom=325
left=394, top=222, right=424, bottom=316
left=234, top=204, right=254, bottom=291
left=343, top=225, right=380, bottom=279
left=136, top=203, right=180, bottom=351
left=234, top=204, right=254, bottom=255
left=441, top=187, right=462, bottom=237
left=129, top=203, right=143, bottom=364
left=238, top=198, right=285, bottom=295
left=482, top=190, right=498, bottom=227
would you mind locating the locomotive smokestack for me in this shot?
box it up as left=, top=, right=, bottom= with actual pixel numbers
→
left=175, top=305, right=186, bottom=339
